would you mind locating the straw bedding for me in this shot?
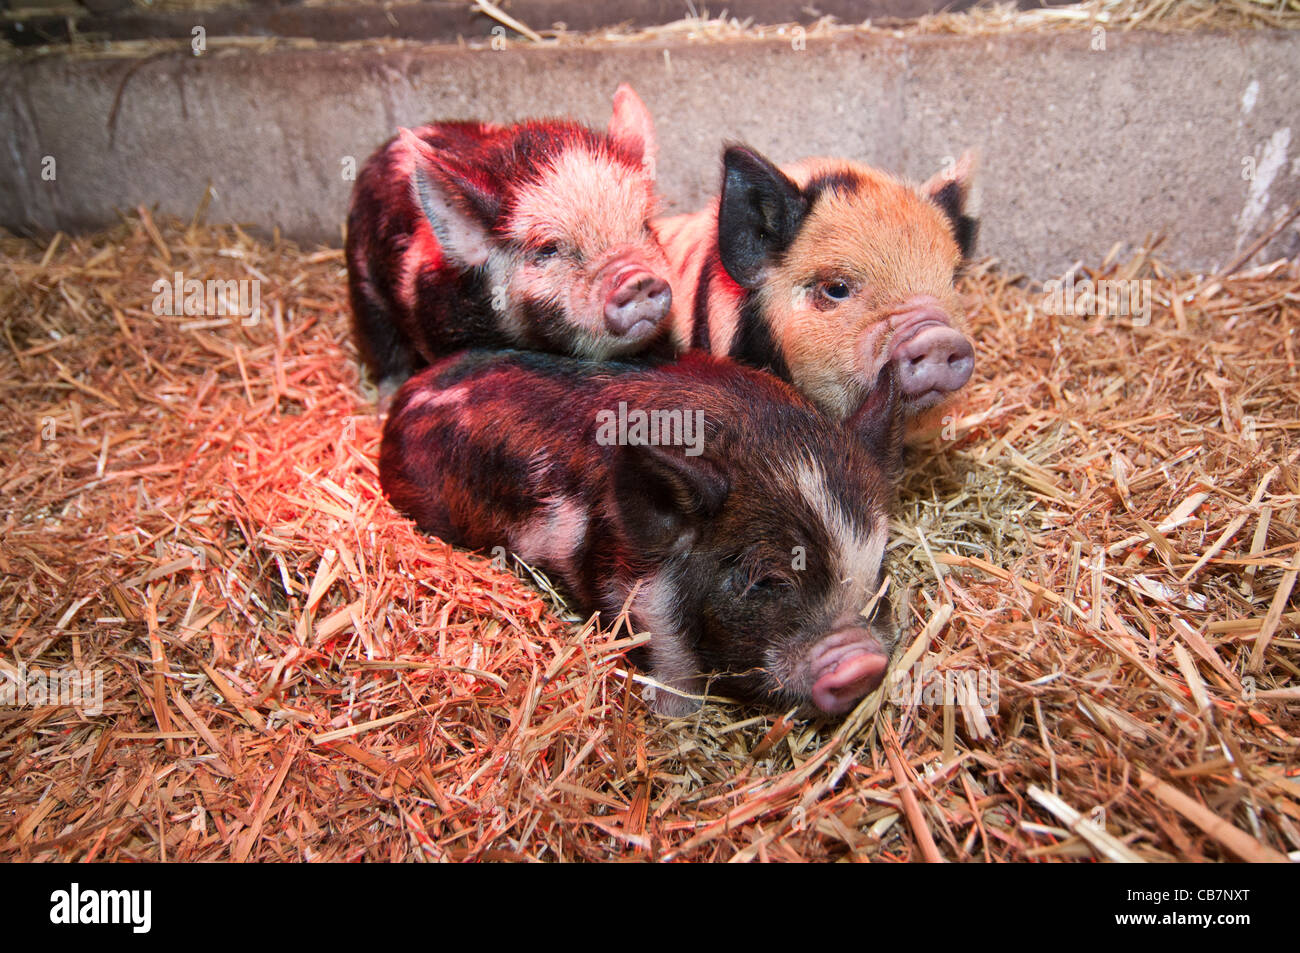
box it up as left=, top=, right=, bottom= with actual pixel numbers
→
left=1, top=210, right=1296, bottom=862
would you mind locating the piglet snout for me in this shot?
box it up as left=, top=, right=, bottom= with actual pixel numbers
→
left=808, top=628, right=889, bottom=716
left=605, top=265, right=671, bottom=337
left=893, top=317, right=974, bottom=404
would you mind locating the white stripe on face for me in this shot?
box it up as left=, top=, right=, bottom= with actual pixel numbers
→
left=790, top=457, right=888, bottom=611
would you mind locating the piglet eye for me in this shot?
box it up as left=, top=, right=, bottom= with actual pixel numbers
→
left=533, top=242, right=561, bottom=262
left=740, top=573, right=788, bottom=599
left=820, top=280, right=851, bottom=302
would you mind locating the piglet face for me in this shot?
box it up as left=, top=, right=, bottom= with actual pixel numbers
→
left=699, top=438, right=900, bottom=717
left=612, top=368, right=904, bottom=718
left=718, top=149, right=977, bottom=421
left=402, top=85, right=673, bottom=360
left=689, top=494, right=897, bottom=718
left=500, top=145, right=672, bottom=356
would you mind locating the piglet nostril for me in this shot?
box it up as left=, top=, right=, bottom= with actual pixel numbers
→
left=605, top=271, right=672, bottom=336
left=894, top=325, right=974, bottom=397
left=612, top=276, right=645, bottom=305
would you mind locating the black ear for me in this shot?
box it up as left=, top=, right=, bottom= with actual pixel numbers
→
left=852, top=364, right=906, bottom=483
left=717, top=146, right=809, bottom=289
left=612, top=443, right=729, bottom=554
left=921, top=151, right=978, bottom=260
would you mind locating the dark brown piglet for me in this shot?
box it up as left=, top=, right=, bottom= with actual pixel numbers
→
left=380, top=350, right=906, bottom=718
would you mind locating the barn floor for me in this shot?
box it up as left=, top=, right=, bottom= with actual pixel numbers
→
left=0, top=212, right=1297, bottom=862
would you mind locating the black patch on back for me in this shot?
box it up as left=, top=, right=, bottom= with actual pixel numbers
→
left=428, top=349, right=511, bottom=388
left=691, top=259, right=718, bottom=352
left=728, top=298, right=790, bottom=381
left=508, top=348, right=640, bottom=380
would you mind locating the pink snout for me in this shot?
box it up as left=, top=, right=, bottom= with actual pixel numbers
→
left=808, top=628, right=890, bottom=717
left=893, top=320, right=974, bottom=405
left=604, top=266, right=671, bottom=338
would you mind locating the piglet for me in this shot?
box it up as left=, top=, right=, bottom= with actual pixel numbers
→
left=347, top=85, right=672, bottom=400
left=380, top=350, right=905, bottom=718
left=654, top=146, right=977, bottom=431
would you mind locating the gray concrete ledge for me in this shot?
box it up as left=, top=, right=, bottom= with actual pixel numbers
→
left=2, top=29, right=1298, bottom=276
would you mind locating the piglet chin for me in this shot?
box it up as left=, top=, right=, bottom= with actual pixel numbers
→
left=808, top=630, right=889, bottom=716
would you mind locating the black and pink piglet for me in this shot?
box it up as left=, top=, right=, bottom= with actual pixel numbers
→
left=346, top=85, right=672, bottom=400
left=380, top=350, right=905, bottom=718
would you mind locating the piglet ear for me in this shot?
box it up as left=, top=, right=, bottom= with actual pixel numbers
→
left=608, top=84, right=658, bottom=175
left=921, top=150, right=979, bottom=259
left=851, top=363, right=906, bottom=484
left=612, top=442, right=729, bottom=555
left=718, top=145, right=809, bottom=289
left=398, top=127, right=496, bottom=269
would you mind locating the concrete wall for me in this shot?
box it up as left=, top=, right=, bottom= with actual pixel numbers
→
left=2, top=29, right=1298, bottom=276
